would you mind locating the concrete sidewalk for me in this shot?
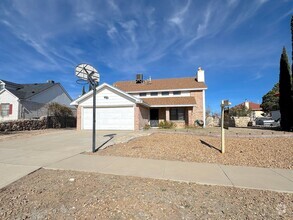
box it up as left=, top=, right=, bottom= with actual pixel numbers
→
left=45, top=154, right=293, bottom=193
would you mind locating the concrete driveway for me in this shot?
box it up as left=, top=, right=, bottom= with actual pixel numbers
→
left=0, top=129, right=150, bottom=189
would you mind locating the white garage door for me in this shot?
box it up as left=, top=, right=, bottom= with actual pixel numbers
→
left=82, top=107, right=134, bottom=130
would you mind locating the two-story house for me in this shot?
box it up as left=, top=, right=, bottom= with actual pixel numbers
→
left=0, top=79, right=73, bottom=121
left=71, top=67, right=207, bottom=130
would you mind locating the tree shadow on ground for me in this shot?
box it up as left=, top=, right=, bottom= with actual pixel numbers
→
left=200, top=140, right=221, bottom=153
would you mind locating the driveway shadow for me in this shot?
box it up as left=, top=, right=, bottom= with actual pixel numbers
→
left=200, top=140, right=221, bottom=153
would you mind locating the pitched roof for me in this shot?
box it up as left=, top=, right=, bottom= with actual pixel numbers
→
left=114, top=77, right=207, bottom=92
left=0, top=79, right=57, bottom=99
left=70, top=83, right=146, bottom=106
left=233, top=101, right=262, bottom=111
left=142, top=97, right=196, bottom=106
left=249, top=102, right=262, bottom=110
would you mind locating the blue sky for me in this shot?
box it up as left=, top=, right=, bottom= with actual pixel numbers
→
left=0, top=0, right=292, bottom=113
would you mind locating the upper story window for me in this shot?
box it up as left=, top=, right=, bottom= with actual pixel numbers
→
left=162, top=91, right=169, bottom=96
left=173, top=91, right=181, bottom=95
left=139, top=93, right=147, bottom=97
left=150, top=92, right=158, bottom=96
left=1, top=103, right=10, bottom=117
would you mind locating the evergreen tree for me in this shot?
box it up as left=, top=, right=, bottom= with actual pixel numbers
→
left=82, top=86, right=86, bottom=95
left=291, top=15, right=293, bottom=73
left=291, top=15, right=293, bottom=127
left=279, top=47, right=293, bottom=131
left=261, top=83, right=279, bottom=112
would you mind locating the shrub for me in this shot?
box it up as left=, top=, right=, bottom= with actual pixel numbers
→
left=143, top=124, right=151, bottom=130
left=47, top=102, right=73, bottom=117
left=158, top=121, right=176, bottom=129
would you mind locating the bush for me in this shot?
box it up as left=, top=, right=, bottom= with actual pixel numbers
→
left=47, top=102, right=73, bottom=117
left=143, top=124, right=151, bottom=130
left=158, top=121, right=176, bottom=129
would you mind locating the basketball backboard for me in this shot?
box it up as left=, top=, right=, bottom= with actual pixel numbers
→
left=75, top=63, right=100, bottom=82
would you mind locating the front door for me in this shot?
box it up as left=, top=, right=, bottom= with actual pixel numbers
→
left=150, top=109, right=159, bottom=127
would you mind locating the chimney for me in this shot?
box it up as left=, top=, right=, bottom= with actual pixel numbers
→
left=196, top=67, right=205, bottom=82
left=244, top=100, right=249, bottom=109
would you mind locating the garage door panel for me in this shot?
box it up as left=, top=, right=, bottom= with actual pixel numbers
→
left=83, top=107, right=134, bottom=130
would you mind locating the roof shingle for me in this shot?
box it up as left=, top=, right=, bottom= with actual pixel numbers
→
left=114, top=77, right=207, bottom=92
left=142, top=97, right=196, bottom=106
left=1, top=79, right=57, bottom=99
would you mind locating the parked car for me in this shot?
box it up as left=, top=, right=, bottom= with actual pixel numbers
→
left=255, top=117, right=275, bottom=127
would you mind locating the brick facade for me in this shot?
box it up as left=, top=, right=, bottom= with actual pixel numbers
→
left=134, top=104, right=149, bottom=130
left=76, top=106, right=81, bottom=130
left=190, top=91, right=204, bottom=123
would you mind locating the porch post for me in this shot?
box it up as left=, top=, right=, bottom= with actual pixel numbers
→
left=166, top=107, right=170, bottom=121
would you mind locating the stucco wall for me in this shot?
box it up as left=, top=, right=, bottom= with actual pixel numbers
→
left=20, top=100, right=48, bottom=119
left=0, top=90, right=19, bottom=121
left=29, top=84, right=72, bottom=107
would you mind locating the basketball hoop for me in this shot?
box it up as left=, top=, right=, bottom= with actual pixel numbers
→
left=76, top=78, right=89, bottom=85
left=74, top=63, right=100, bottom=153
left=75, top=63, right=100, bottom=83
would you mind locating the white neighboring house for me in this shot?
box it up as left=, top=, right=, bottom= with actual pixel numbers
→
left=0, top=79, right=73, bottom=121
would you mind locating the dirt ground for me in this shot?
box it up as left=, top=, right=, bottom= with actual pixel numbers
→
left=97, top=132, right=293, bottom=169
left=0, top=169, right=292, bottom=219
left=0, top=129, right=68, bottom=142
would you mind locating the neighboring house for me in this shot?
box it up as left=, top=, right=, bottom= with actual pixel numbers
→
left=71, top=67, right=207, bottom=130
left=232, top=100, right=264, bottom=120
left=0, top=79, right=72, bottom=121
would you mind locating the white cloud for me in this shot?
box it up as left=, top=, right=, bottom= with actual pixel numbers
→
left=107, top=25, right=118, bottom=39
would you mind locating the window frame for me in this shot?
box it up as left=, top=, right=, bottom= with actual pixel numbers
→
left=161, top=91, right=169, bottom=96
left=150, top=92, right=158, bottom=96
left=170, top=108, right=185, bottom=121
left=1, top=103, right=10, bottom=117
left=139, top=93, right=147, bottom=97
left=173, top=91, right=181, bottom=95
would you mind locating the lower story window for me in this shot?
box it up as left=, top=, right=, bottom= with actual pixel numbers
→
left=1, top=103, right=10, bottom=117
left=170, top=108, right=185, bottom=120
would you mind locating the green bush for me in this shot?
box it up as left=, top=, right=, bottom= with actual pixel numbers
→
left=158, top=121, right=176, bottom=129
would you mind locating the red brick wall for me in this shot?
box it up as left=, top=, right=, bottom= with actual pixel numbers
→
left=134, top=105, right=149, bottom=130
left=159, top=108, right=166, bottom=123
left=190, top=91, right=204, bottom=123
left=76, top=106, right=81, bottom=130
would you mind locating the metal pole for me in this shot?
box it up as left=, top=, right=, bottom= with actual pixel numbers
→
left=92, top=81, right=96, bottom=153
left=221, top=104, right=225, bottom=154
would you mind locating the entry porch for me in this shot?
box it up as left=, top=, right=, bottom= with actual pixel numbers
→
left=149, top=107, right=195, bottom=128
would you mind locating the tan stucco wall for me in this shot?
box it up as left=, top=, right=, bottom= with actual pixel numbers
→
left=134, top=105, right=149, bottom=130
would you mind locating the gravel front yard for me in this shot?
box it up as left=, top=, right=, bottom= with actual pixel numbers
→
left=0, top=169, right=292, bottom=219
left=97, top=133, right=293, bottom=169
